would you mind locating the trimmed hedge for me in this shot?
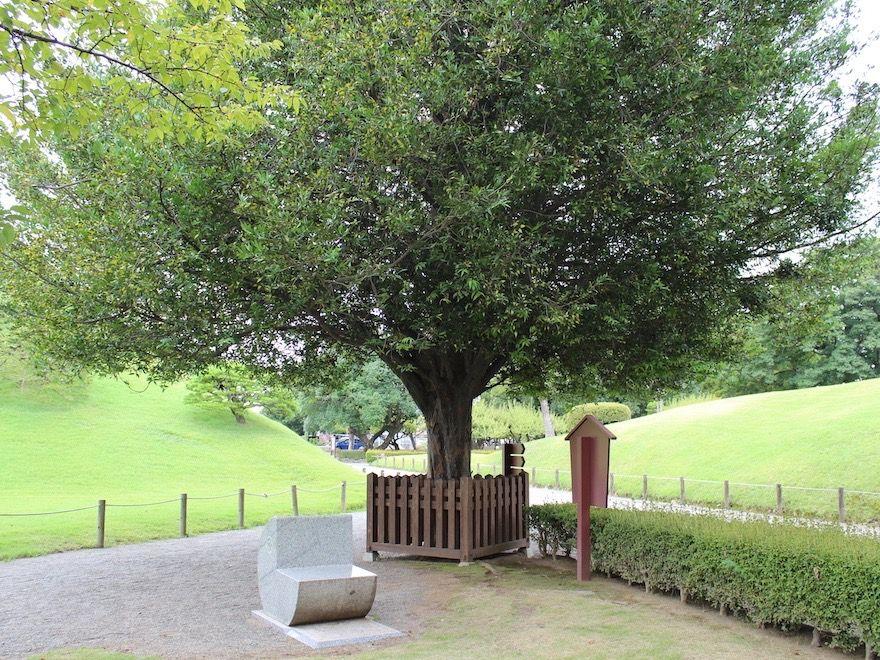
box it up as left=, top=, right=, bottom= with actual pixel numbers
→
left=527, top=504, right=880, bottom=652
left=365, top=449, right=428, bottom=464
left=336, top=449, right=367, bottom=461
left=564, top=402, right=632, bottom=427
left=364, top=449, right=497, bottom=464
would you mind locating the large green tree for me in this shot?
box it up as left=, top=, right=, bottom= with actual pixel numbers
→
left=2, top=0, right=879, bottom=478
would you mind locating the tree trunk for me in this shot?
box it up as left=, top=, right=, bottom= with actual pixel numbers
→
left=385, top=350, right=500, bottom=480
left=539, top=398, right=555, bottom=437
left=231, top=408, right=246, bottom=424
left=423, top=388, right=474, bottom=479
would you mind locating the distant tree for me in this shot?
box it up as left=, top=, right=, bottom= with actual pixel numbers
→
left=708, top=240, right=880, bottom=394
left=2, top=0, right=879, bottom=478
left=185, top=363, right=292, bottom=424
left=299, top=360, right=420, bottom=449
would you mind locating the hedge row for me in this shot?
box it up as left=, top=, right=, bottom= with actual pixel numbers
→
left=527, top=504, right=880, bottom=652
left=364, top=449, right=497, bottom=464
left=336, top=449, right=367, bottom=461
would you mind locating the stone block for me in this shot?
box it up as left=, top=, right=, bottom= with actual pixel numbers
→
left=258, top=514, right=378, bottom=626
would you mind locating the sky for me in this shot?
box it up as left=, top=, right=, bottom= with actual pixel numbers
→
left=848, top=0, right=880, bottom=86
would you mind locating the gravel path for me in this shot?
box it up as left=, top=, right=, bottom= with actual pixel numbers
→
left=0, top=512, right=458, bottom=659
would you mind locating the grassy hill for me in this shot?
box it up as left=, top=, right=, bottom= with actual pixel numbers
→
left=515, top=379, right=880, bottom=520
left=0, top=373, right=364, bottom=560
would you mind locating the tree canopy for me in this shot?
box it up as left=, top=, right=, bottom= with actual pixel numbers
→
left=1, top=0, right=878, bottom=478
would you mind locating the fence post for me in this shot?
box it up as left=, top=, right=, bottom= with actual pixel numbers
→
left=96, top=499, right=106, bottom=548
left=477, top=462, right=482, bottom=474
left=642, top=475, right=648, bottom=500
left=532, top=466, right=537, bottom=484
left=291, top=485, right=299, bottom=516
left=679, top=477, right=685, bottom=504
left=423, top=458, right=427, bottom=473
left=723, top=481, right=730, bottom=508
left=555, top=469, right=560, bottom=489
left=341, top=481, right=347, bottom=512
left=179, top=493, right=187, bottom=538
left=609, top=473, right=615, bottom=495
left=238, top=488, right=245, bottom=528
left=392, top=456, right=397, bottom=469
left=460, top=477, right=473, bottom=563
left=775, top=483, right=783, bottom=515
left=838, top=487, right=846, bottom=523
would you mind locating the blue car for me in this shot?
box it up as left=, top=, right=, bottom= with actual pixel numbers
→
left=335, top=437, right=364, bottom=450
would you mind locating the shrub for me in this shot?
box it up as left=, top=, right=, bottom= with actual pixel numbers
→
left=564, top=402, right=632, bottom=428
left=527, top=504, right=880, bottom=652
left=336, top=449, right=366, bottom=461
left=364, top=449, right=428, bottom=464
left=364, top=448, right=497, bottom=465
left=526, top=503, right=578, bottom=558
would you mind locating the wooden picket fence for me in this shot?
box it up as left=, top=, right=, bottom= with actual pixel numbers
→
left=366, top=473, right=529, bottom=562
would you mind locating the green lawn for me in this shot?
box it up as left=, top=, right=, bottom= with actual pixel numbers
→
left=0, top=375, right=364, bottom=560
left=376, top=379, right=880, bottom=520
left=357, top=558, right=840, bottom=660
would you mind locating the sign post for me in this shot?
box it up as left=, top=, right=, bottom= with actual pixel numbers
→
left=565, top=414, right=615, bottom=582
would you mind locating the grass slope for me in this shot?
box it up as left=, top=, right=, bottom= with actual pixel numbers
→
left=521, top=379, right=880, bottom=519
left=0, top=375, right=364, bottom=560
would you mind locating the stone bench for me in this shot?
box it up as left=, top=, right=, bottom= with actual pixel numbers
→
left=257, top=514, right=377, bottom=627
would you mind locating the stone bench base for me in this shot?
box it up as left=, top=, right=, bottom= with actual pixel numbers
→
left=259, top=564, right=377, bottom=626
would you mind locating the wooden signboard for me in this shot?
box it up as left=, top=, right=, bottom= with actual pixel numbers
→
left=565, top=414, right=615, bottom=581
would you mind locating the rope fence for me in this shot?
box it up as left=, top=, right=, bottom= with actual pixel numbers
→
left=0, top=481, right=348, bottom=549
left=375, top=454, right=880, bottom=524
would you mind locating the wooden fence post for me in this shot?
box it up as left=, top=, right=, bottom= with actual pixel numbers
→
left=341, top=481, right=347, bottom=512
left=179, top=493, right=187, bottom=538
left=477, top=462, right=482, bottom=474
left=609, top=473, right=615, bottom=495
left=531, top=466, right=537, bottom=484
left=679, top=477, right=685, bottom=504
left=96, top=499, right=106, bottom=548
left=460, top=477, right=473, bottom=563
left=775, top=483, right=783, bottom=515
left=723, top=480, right=730, bottom=509
left=423, top=458, right=427, bottom=472
left=392, top=456, right=397, bottom=469
left=642, top=475, right=648, bottom=500
left=838, top=487, right=846, bottom=523
left=291, top=485, right=299, bottom=516
left=555, top=469, right=560, bottom=489
left=238, top=488, right=245, bottom=528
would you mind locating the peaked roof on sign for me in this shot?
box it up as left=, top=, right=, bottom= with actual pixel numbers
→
left=564, top=413, right=617, bottom=442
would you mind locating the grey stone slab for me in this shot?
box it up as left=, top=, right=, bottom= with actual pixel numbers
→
left=253, top=610, right=403, bottom=649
